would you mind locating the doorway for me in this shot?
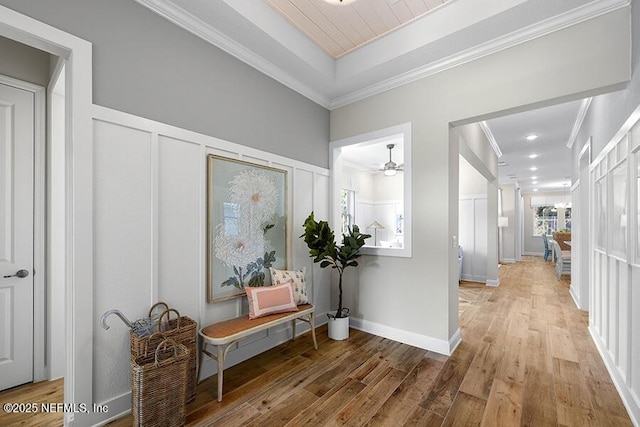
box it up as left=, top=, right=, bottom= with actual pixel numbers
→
left=0, top=6, right=94, bottom=424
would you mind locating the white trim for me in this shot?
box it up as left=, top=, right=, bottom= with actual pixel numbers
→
left=330, top=123, right=412, bottom=258
left=136, top=0, right=628, bottom=110
left=567, top=97, right=593, bottom=149
left=569, top=285, right=582, bottom=310
left=479, top=121, right=503, bottom=159
left=0, top=75, right=46, bottom=383
left=350, top=316, right=458, bottom=356
left=486, top=278, right=500, bottom=287
left=589, top=326, right=640, bottom=426
left=330, top=0, right=629, bottom=108
left=0, top=6, right=95, bottom=426
left=501, top=258, right=517, bottom=264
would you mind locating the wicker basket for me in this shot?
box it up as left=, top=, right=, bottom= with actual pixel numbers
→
left=131, top=338, right=189, bottom=427
left=130, top=305, right=198, bottom=403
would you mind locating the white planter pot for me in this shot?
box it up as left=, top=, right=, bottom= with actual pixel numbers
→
left=327, top=316, right=349, bottom=340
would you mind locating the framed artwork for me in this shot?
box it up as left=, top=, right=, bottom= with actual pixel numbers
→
left=206, top=155, right=288, bottom=302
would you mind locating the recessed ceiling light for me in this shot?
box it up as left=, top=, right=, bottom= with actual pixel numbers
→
left=533, top=188, right=539, bottom=192
left=531, top=176, right=538, bottom=180
left=530, top=167, right=538, bottom=171
left=525, top=134, right=539, bottom=141
left=532, top=181, right=538, bottom=184
left=528, top=154, right=538, bottom=159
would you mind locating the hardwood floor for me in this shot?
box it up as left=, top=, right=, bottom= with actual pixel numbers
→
left=0, top=378, right=63, bottom=427
left=2, top=257, right=631, bottom=426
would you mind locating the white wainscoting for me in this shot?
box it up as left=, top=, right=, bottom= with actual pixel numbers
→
left=459, top=195, right=488, bottom=283
left=90, top=105, right=330, bottom=419
left=588, top=113, right=640, bottom=426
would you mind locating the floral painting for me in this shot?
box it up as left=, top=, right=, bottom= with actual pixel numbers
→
left=207, top=155, right=288, bottom=302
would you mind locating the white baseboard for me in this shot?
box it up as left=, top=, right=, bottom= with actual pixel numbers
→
left=523, top=252, right=543, bottom=256
left=486, top=278, right=500, bottom=287
left=461, top=274, right=487, bottom=283
left=350, top=316, right=458, bottom=356
left=500, top=258, right=516, bottom=264
left=588, top=326, right=640, bottom=427
left=569, top=285, right=581, bottom=310
left=88, top=392, right=131, bottom=426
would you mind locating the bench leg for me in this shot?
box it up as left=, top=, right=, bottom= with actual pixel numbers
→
left=292, top=318, right=296, bottom=341
left=310, top=312, right=318, bottom=350
left=197, top=338, right=204, bottom=384
left=217, top=345, right=224, bottom=402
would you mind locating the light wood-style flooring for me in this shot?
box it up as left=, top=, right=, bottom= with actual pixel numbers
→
left=1, top=257, right=632, bottom=426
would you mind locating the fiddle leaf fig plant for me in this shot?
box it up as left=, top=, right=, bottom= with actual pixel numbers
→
left=301, top=212, right=370, bottom=319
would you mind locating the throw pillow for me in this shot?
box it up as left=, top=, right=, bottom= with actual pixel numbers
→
left=269, top=267, right=309, bottom=305
left=245, top=282, right=299, bottom=319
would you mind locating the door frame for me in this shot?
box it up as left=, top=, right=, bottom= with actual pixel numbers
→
left=0, top=74, right=46, bottom=383
left=0, top=7, right=93, bottom=426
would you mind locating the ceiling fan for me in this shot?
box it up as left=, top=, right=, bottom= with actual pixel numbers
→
left=381, top=144, right=403, bottom=176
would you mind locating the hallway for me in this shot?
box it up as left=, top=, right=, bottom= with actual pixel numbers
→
left=456, top=256, right=630, bottom=426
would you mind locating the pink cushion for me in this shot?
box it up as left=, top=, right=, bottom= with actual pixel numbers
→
left=245, top=282, right=299, bottom=319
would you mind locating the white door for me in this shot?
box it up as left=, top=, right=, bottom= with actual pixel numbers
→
left=0, top=83, right=34, bottom=390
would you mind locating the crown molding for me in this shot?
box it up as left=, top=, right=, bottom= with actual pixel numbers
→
left=567, top=97, right=593, bottom=149
left=329, top=0, right=629, bottom=108
left=137, top=0, right=628, bottom=111
left=480, top=121, right=503, bottom=159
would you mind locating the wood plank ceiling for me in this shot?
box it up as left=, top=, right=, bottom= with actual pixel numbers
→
left=266, top=0, right=452, bottom=58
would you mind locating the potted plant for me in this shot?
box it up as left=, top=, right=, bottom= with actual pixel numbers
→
left=301, top=212, right=370, bottom=340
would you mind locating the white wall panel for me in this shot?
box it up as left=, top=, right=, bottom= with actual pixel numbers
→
left=631, top=266, right=640, bottom=399
left=157, top=135, right=201, bottom=320
left=91, top=106, right=330, bottom=406
left=589, top=121, right=640, bottom=426
left=93, top=120, right=153, bottom=403
left=618, top=263, right=629, bottom=379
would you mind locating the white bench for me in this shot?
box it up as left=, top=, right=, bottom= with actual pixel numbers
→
left=198, top=304, right=317, bottom=402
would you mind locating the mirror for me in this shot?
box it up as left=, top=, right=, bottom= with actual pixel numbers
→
left=330, top=123, right=412, bottom=257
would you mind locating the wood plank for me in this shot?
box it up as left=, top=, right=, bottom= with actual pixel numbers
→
left=288, top=377, right=366, bottom=426
left=549, top=325, right=579, bottom=362
left=244, top=388, right=317, bottom=427
left=441, top=391, right=486, bottom=427
left=362, top=355, right=444, bottom=425
left=520, top=368, right=557, bottom=427
left=481, top=378, right=524, bottom=426
left=458, top=341, right=501, bottom=399
left=330, top=367, right=407, bottom=426
left=418, top=341, right=475, bottom=417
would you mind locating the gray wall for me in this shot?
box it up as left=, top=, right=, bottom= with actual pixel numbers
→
left=0, top=36, right=51, bottom=86
left=0, top=0, right=330, bottom=168
left=574, top=0, right=640, bottom=163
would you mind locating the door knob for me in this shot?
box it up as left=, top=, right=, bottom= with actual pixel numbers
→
left=3, top=269, right=29, bottom=278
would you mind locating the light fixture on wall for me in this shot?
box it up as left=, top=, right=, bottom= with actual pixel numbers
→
left=323, top=0, right=357, bottom=4
left=367, top=221, right=385, bottom=246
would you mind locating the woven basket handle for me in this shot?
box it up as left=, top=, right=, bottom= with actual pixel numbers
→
left=148, top=301, right=169, bottom=318
left=154, top=338, right=180, bottom=367
left=158, top=308, right=181, bottom=332
left=143, top=332, right=167, bottom=357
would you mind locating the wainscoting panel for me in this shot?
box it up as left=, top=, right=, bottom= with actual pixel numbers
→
left=589, top=117, right=640, bottom=426
left=91, top=105, right=330, bottom=413
left=92, top=119, right=154, bottom=402
left=459, top=195, right=488, bottom=282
